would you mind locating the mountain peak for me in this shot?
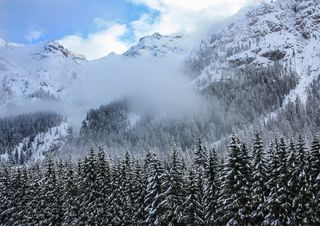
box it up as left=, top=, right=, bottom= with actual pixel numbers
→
left=123, top=32, right=186, bottom=58
left=43, top=40, right=86, bottom=61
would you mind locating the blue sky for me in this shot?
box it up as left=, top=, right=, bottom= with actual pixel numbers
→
left=0, top=0, right=153, bottom=43
left=0, top=0, right=257, bottom=59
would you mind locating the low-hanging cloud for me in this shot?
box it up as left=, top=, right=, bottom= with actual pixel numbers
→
left=63, top=56, right=205, bottom=128
left=59, top=23, right=129, bottom=60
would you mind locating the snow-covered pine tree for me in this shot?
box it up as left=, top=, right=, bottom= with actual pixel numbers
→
left=144, top=153, right=166, bottom=226
left=308, top=135, right=320, bottom=223
left=0, top=166, right=12, bottom=223
left=179, top=167, right=205, bottom=226
left=15, top=168, right=29, bottom=225
left=194, top=137, right=207, bottom=170
left=62, top=160, right=79, bottom=225
left=55, top=160, right=65, bottom=224
left=74, top=158, right=84, bottom=224
left=39, top=155, right=60, bottom=225
left=234, top=143, right=252, bottom=225
left=290, top=134, right=313, bottom=225
left=287, top=138, right=298, bottom=207
left=95, top=147, right=112, bottom=224
left=120, top=151, right=135, bottom=225
left=159, top=147, right=185, bottom=225
left=263, top=137, right=292, bottom=225
left=78, top=149, right=99, bottom=225
left=25, top=163, right=42, bottom=225
left=7, top=167, right=28, bottom=225
left=131, top=160, right=147, bottom=225
left=216, top=135, right=252, bottom=225
left=108, top=161, right=124, bottom=225
left=203, top=147, right=220, bottom=225
left=251, top=132, right=267, bottom=225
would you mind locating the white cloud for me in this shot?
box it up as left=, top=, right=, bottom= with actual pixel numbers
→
left=26, top=29, right=44, bottom=42
left=59, top=23, right=129, bottom=60
left=59, top=1, right=260, bottom=60
left=130, top=0, right=258, bottom=38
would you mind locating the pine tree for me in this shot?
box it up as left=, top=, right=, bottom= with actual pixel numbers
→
left=132, top=160, right=147, bottom=225
left=62, top=160, right=79, bottom=225
left=7, top=167, right=28, bottom=225
left=39, top=155, right=60, bottom=225
left=0, top=166, right=12, bottom=224
left=95, top=147, right=112, bottom=224
left=216, top=136, right=252, bottom=226
left=56, top=160, right=65, bottom=225
left=78, top=149, right=99, bottom=225
left=109, top=161, right=125, bottom=225
left=263, top=137, right=292, bottom=225
left=308, top=135, right=320, bottom=223
left=235, top=143, right=252, bottom=225
left=179, top=168, right=205, bottom=226
left=251, top=132, right=267, bottom=225
left=203, top=148, right=220, bottom=225
left=144, top=153, right=165, bottom=226
left=290, top=134, right=313, bottom=225
left=287, top=138, right=298, bottom=208
left=25, top=163, right=42, bottom=225
left=15, top=168, right=29, bottom=225
left=120, top=151, right=135, bottom=225
left=160, top=147, right=185, bottom=225
left=194, top=137, right=207, bottom=170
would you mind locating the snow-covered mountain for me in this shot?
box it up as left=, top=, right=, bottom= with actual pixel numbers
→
left=0, top=40, right=86, bottom=106
left=188, top=0, right=320, bottom=103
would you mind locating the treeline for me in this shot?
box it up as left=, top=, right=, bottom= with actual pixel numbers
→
left=0, top=111, right=63, bottom=163
left=1, top=133, right=320, bottom=225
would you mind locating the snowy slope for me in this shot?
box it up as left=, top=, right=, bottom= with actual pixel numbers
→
left=187, top=0, right=320, bottom=103
left=0, top=122, right=69, bottom=163
left=0, top=39, right=86, bottom=106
